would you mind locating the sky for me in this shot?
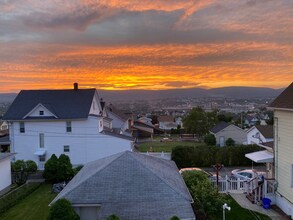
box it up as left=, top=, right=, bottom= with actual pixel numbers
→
left=0, top=0, right=292, bottom=92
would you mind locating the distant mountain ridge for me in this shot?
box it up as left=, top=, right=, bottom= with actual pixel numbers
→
left=0, top=86, right=284, bottom=103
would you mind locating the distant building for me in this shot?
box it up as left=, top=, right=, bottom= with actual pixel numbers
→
left=158, top=115, right=177, bottom=131
left=3, top=83, right=134, bottom=170
left=50, top=151, right=195, bottom=220
left=210, top=121, right=247, bottom=146
left=246, top=125, right=273, bottom=145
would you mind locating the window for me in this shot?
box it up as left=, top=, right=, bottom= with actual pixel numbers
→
left=64, top=145, right=70, bottom=153
left=291, top=165, right=293, bottom=188
left=39, top=133, right=44, bottom=148
left=39, top=155, right=46, bottom=162
left=66, top=121, right=72, bottom=132
left=20, top=122, right=25, bottom=133
left=39, top=110, right=44, bottom=115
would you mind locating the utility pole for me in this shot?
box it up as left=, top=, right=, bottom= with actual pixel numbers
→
left=213, top=163, right=224, bottom=186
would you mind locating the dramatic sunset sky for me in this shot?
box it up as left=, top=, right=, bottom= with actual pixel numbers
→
left=0, top=0, right=292, bottom=92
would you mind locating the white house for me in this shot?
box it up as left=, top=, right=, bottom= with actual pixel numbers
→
left=246, top=125, right=273, bottom=145
left=268, top=82, right=293, bottom=217
left=158, top=115, right=177, bottom=131
left=0, top=153, right=13, bottom=193
left=2, top=83, right=134, bottom=170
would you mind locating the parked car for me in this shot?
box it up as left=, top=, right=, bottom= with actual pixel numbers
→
left=160, top=137, right=172, bottom=142
left=231, top=169, right=265, bottom=181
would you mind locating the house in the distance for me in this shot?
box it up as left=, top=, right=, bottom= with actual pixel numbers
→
left=3, top=83, right=134, bottom=170
left=0, top=153, right=14, bottom=193
left=158, top=115, right=177, bottom=131
left=268, top=82, right=293, bottom=216
left=246, top=125, right=273, bottom=145
left=50, top=151, right=195, bottom=220
left=210, top=121, right=247, bottom=147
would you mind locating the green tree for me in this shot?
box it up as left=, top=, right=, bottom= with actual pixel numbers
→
left=204, top=134, right=216, bottom=146
left=183, top=107, right=217, bottom=139
left=107, top=214, right=120, bottom=220
left=170, top=216, right=180, bottom=220
left=25, top=160, right=37, bottom=173
left=43, top=154, right=59, bottom=183
left=226, top=138, right=235, bottom=147
left=11, top=160, right=37, bottom=186
left=48, top=199, right=79, bottom=220
left=58, top=154, right=74, bottom=182
left=183, top=171, right=227, bottom=219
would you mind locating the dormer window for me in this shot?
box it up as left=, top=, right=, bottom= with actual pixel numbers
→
left=66, top=121, right=72, bottom=132
left=39, top=111, right=44, bottom=116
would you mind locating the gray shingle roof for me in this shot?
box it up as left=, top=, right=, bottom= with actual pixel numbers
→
left=3, top=89, right=96, bottom=120
left=210, top=121, right=230, bottom=134
left=51, top=151, right=195, bottom=220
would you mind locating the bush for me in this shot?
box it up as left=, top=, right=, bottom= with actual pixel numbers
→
left=172, top=144, right=261, bottom=168
left=107, top=214, right=120, bottom=220
left=48, top=198, right=79, bottom=220
left=226, top=138, right=235, bottom=147
left=73, top=165, right=83, bottom=176
left=204, top=134, right=216, bottom=146
left=183, top=171, right=227, bottom=219
left=11, top=160, right=38, bottom=185
left=43, top=154, right=74, bottom=183
left=0, top=182, right=41, bottom=214
left=170, top=216, right=180, bottom=220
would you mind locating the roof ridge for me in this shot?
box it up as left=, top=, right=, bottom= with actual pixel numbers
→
left=50, top=152, right=127, bottom=205
left=128, top=152, right=192, bottom=202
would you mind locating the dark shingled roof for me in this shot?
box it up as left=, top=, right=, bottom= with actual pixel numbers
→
left=51, top=151, right=195, bottom=220
left=210, top=121, right=230, bottom=134
left=2, top=89, right=96, bottom=120
left=255, top=125, right=273, bottom=139
left=269, top=82, right=293, bottom=109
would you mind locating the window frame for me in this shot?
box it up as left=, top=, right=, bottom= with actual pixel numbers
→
left=39, top=133, right=44, bottom=148
left=64, top=145, right=70, bottom=153
left=39, top=110, right=44, bottom=116
left=20, top=122, right=25, bottom=133
left=66, top=121, right=72, bottom=132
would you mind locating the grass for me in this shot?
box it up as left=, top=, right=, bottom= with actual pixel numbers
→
left=137, top=141, right=203, bottom=152
left=0, top=184, right=56, bottom=220
left=211, top=195, right=271, bottom=220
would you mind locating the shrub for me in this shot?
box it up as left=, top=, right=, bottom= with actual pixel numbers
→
left=43, top=154, right=74, bottom=183
left=183, top=171, right=227, bottom=219
left=73, top=165, right=83, bottom=176
left=0, top=182, right=41, bottom=214
left=204, top=134, right=216, bottom=146
left=48, top=198, right=79, bottom=220
left=107, top=214, right=120, bottom=220
left=226, top=138, right=235, bottom=147
left=170, top=216, right=180, bottom=220
left=43, top=154, right=59, bottom=183
left=172, top=144, right=261, bottom=167
left=11, top=160, right=38, bottom=185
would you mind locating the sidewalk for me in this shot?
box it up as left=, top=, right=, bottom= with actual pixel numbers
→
left=230, top=193, right=286, bottom=220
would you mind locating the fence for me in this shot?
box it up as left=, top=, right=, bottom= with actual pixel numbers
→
left=211, top=176, right=247, bottom=194
left=141, top=152, right=171, bottom=160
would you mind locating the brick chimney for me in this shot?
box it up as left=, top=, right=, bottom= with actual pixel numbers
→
left=73, top=83, right=78, bottom=90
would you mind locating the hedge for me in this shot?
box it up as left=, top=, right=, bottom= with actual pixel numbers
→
left=0, top=182, right=41, bottom=214
left=172, top=144, right=262, bottom=168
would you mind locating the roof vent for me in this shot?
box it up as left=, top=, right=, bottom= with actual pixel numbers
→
left=74, top=83, right=78, bottom=90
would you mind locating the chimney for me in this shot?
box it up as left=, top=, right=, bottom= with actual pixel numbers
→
left=74, top=83, right=78, bottom=90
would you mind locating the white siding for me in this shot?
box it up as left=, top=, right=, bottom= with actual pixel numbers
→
left=10, top=117, right=132, bottom=169
left=274, top=110, right=293, bottom=204
left=0, top=158, right=11, bottom=191
left=28, top=105, right=56, bottom=117
left=215, top=125, right=247, bottom=146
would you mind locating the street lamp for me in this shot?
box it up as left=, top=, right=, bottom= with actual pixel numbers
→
left=223, top=203, right=231, bottom=220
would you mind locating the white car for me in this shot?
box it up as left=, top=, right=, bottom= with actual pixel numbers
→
left=231, top=169, right=265, bottom=181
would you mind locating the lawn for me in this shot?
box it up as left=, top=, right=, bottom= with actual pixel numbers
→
left=211, top=195, right=271, bottom=220
left=137, top=141, right=203, bottom=152
left=0, top=184, right=56, bottom=220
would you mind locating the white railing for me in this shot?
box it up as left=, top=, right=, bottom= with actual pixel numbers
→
left=38, top=162, right=45, bottom=170
left=211, top=176, right=247, bottom=193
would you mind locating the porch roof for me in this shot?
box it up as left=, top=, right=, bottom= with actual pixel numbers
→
left=245, top=150, right=273, bottom=163
left=34, top=149, right=46, bottom=156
